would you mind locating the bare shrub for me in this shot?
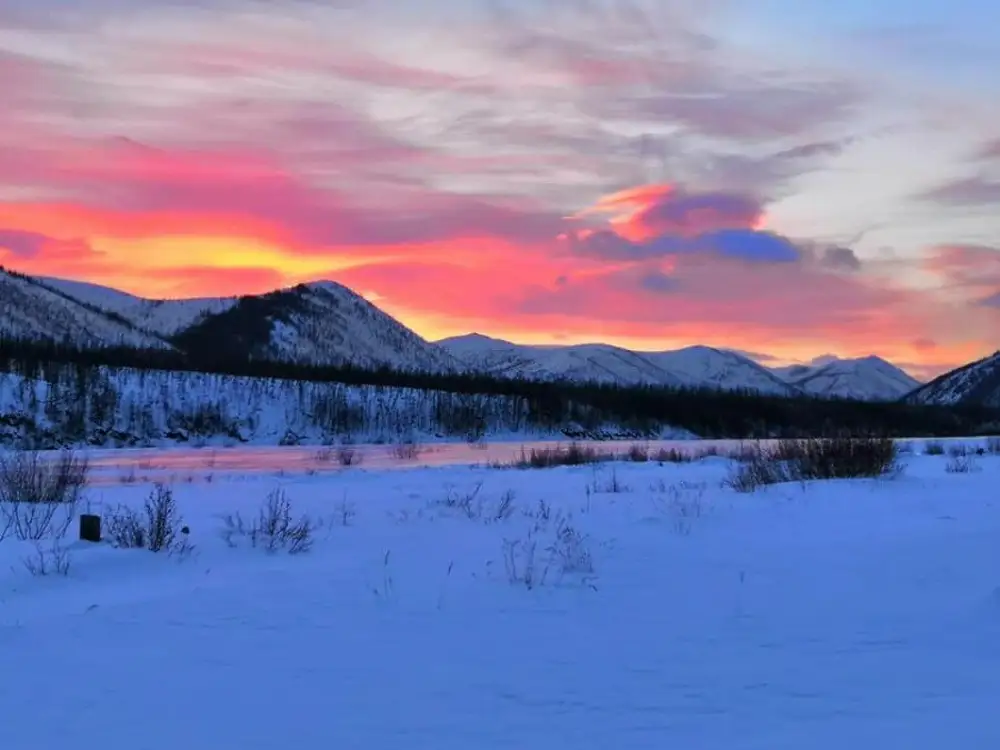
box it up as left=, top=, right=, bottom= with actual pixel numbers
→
left=726, top=437, right=899, bottom=492
left=522, top=497, right=552, bottom=524
left=336, top=445, right=363, bottom=467
left=548, top=514, right=595, bottom=576
left=371, top=550, right=394, bottom=599
left=778, top=436, right=899, bottom=480
left=502, top=532, right=549, bottom=589
left=106, top=507, right=147, bottom=549
left=0, top=450, right=88, bottom=541
left=439, top=481, right=484, bottom=514
left=947, top=443, right=972, bottom=457
left=106, top=483, right=191, bottom=554
left=652, top=447, right=693, bottom=463
left=502, top=511, right=595, bottom=589
left=22, top=540, right=72, bottom=576
left=652, top=482, right=706, bottom=536
left=946, top=454, right=979, bottom=474
left=500, top=442, right=614, bottom=469
left=626, top=444, right=650, bottom=462
left=335, top=497, right=357, bottom=526
left=924, top=441, right=945, bottom=456
left=219, top=489, right=317, bottom=554
left=495, top=489, right=516, bottom=522
left=725, top=447, right=790, bottom=493
left=391, top=438, right=422, bottom=461
left=722, top=443, right=761, bottom=463
left=589, top=467, right=631, bottom=493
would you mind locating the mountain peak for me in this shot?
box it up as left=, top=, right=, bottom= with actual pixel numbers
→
left=777, top=354, right=920, bottom=401
left=298, top=280, right=351, bottom=295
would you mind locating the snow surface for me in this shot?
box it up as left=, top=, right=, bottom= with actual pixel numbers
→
left=775, top=355, right=920, bottom=401
left=1, top=448, right=999, bottom=748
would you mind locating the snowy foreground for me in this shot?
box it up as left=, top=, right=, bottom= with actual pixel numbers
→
left=2, top=452, right=999, bottom=748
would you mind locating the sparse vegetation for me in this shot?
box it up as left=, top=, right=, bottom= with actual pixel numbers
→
left=335, top=497, right=357, bottom=526
left=652, top=482, right=707, bottom=536
left=652, top=447, right=694, bottom=463
left=22, top=540, right=72, bottom=576
left=502, top=510, right=595, bottom=590
left=336, top=445, right=363, bottom=466
left=219, top=489, right=318, bottom=554
left=946, top=454, right=979, bottom=473
left=391, top=438, right=422, bottom=461
left=589, top=467, right=631, bottom=494
left=498, top=442, right=615, bottom=469
left=0, top=450, right=88, bottom=541
left=726, top=436, right=900, bottom=492
left=626, top=443, right=650, bottom=462
left=106, top=483, right=192, bottom=554
left=924, top=441, right=946, bottom=455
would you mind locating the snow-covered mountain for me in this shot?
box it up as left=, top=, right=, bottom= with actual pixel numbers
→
left=2, top=268, right=936, bottom=400
left=906, top=351, right=1000, bottom=407
left=646, top=346, right=798, bottom=395
left=0, top=268, right=171, bottom=350
left=773, top=355, right=920, bottom=401
left=439, top=334, right=798, bottom=396
left=15, top=272, right=457, bottom=373
left=169, top=281, right=458, bottom=372
left=37, top=276, right=237, bottom=336
left=439, top=334, right=685, bottom=387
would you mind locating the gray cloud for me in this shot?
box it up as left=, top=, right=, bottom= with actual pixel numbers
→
left=919, top=176, right=1000, bottom=206
left=820, top=246, right=862, bottom=272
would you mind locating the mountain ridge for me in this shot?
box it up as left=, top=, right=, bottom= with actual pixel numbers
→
left=0, top=267, right=968, bottom=403
left=438, top=333, right=918, bottom=401
left=906, top=351, right=1000, bottom=408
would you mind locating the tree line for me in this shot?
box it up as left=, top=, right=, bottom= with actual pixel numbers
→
left=0, top=335, right=996, bottom=440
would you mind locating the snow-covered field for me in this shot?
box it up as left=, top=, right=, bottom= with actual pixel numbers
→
left=1, top=448, right=999, bottom=748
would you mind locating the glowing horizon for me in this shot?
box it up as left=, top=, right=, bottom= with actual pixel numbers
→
left=1, top=0, right=998, bottom=381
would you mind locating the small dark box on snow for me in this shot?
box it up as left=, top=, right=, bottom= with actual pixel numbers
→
left=79, top=514, right=101, bottom=543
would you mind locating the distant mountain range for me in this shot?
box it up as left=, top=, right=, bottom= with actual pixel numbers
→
left=0, top=266, right=994, bottom=406
left=438, top=333, right=921, bottom=401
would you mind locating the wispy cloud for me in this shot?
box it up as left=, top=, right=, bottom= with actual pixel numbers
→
left=0, top=0, right=996, bottom=375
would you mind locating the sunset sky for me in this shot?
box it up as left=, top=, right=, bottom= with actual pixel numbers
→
left=1, top=0, right=998, bottom=378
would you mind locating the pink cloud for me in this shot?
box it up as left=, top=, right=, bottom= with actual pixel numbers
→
left=0, top=1, right=992, bottom=376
